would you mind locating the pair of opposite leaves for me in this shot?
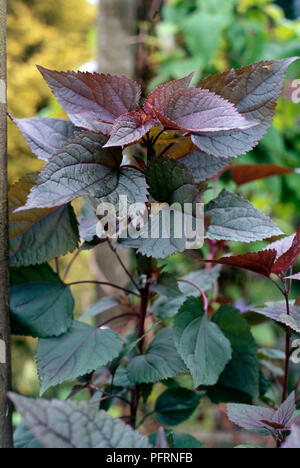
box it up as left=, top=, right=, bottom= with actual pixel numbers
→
left=36, top=57, right=298, bottom=159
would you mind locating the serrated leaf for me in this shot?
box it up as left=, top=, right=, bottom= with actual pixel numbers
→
left=231, top=164, right=293, bottom=186
left=174, top=297, right=232, bottom=387
left=227, top=392, right=296, bottom=433
left=227, top=404, right=275, bottom=432
left=37, top=321, right=122, bottom=394
left=179, top=150, right=232, bottom=182
left=15, top=117, right=76, bottom=161
left=20, top=131, right=123, bottom=209
left=155, top=387, right=202, bottom=426
left=205, top=190, right=282, bottom=242
left=195, top=58, right=299, bottom=157
left=9, top=173, right=79, bottom=267
left=145, top=74, right=194, bottom=114
left=14, top=420, right=43, bottom=449
left=9, top=394, right=151, bottom=448
left=212, top=306, right=259, bottom=399
left=149, top=87, right=256, bottom=133
left=202, top=250, right=277, bottom=278
left=150, top=273, right=181, bottom=298
left=79, top=296, right=121, bottom=321
left=252, top=301, right=300, bottom=332
left=146, top=156, right=195, bottom=203
left=151, top=266, right=221, bottom=319
left=10, top=264, right=73, bottom=338
left=104, top=112, right=158, bottom=147
left=37, top=66, right=141, bottom=135
left=127, top=328, right=186, bottom=384
left=272, top=227, right=300, bottom=276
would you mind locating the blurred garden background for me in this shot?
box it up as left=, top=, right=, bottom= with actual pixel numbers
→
left=8, top=0, right=300, bottom=447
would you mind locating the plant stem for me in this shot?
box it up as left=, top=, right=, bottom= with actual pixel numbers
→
left=67, top=280, right=141, bottom=297
left=107, top=240, right=140, bottom=291
left=0, top=0, right=13, bottom=448
left=178, top=279, right=208, bottom=312
left=98, top=312, right=139, bottom=328
left=63, top=249, right=81, bottom=281
left=282, top=290, right=291, bottom=403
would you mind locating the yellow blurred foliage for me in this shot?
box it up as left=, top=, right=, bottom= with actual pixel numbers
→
left=7, top=0, right=96, bottom=183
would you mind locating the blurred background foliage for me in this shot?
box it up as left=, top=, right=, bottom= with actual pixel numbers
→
left=7, top=0, right=300, bottom=446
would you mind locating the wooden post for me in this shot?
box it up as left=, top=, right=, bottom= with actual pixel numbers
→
left=98, top=0, right=137, bottom=77
left=0, top=0, right=13, bottom=449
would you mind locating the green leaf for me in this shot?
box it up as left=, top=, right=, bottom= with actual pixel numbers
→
left=21, top=131, right=123, bottom=209
left=127, top=328, right=186, bottom=384
left=205, top=189, right=282, bottom=242
left=9, top=394, right=151, bottom=448
left=151, top=266, right=221, bottom=318
left=146, top=157, right=195, bottom=204
left=79, top=296, right=120, bottom=321
left=149, top=431, right=203, bottom=448
left=9, top=173, right=79, bottom=267
left=15, top=117, right=76, bottom=161
left=173, top=297, right=232, bottom=387
left=10, top=264, right=73, bottom=338
left=155, top=387, right=202, bottom=426
left=14, top=420, right=44, bottom=448
left=37, top=321, right=122, bottom=394
left=211, top=306, right=260, bottom=400
left=150, top=273, right=181, bottom=298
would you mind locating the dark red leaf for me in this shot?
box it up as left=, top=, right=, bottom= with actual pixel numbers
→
left=104, top=112, right=158, bottom=147
left=201, top=250, right=277, bottom=278
left=231, top=164, right=293, bottom=186
left=272, top=227, right=300, bottom=276
left=260, top=420, right=287, bottom=430
left=144, top=74, right=194, bottom=115
left=37, top=66, right=141, bottom=135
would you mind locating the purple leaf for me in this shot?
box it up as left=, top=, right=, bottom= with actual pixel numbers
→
left=227, top=404, right=274, bottom=431
left=37, top=66, right=141, bottom=135
left=153, top=87, right=257, bottom=133
left=273, top=392, right=296, bottom=427
left=104, top=112, right=158, bottom=147
left=228, top=393, right=296, bottom=433
left=15, top=117, right=76, bottom=161
left=252, top=302, right=300, bottom=333
left=285, top=273, right=300, bottom=281
left=281, top=425, right=300, bottom=448
left=145, top=73, right=194, bottom=114
left=193, top=58, right=299, bottom=157
left=272, top=227, right=300, bottom=276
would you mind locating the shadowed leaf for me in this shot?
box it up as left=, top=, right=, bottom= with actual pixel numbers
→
left=9, top=395, right=151, bottom=448
left=15, top=117, right=76, bottom=161
left=9, top=173, right=79, bottom=267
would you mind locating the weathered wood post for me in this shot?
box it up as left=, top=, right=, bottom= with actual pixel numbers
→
left=0, top=0, right=13, bottom=449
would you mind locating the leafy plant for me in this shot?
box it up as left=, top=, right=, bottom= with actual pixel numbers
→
left=8, top=57, right=300, bottom=448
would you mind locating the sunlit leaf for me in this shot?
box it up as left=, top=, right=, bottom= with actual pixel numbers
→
left=231, top=164, right=293, bottom=186
left=37, top=66, right=141, bottom=135
left=194, top=58, right=299, bottom=157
